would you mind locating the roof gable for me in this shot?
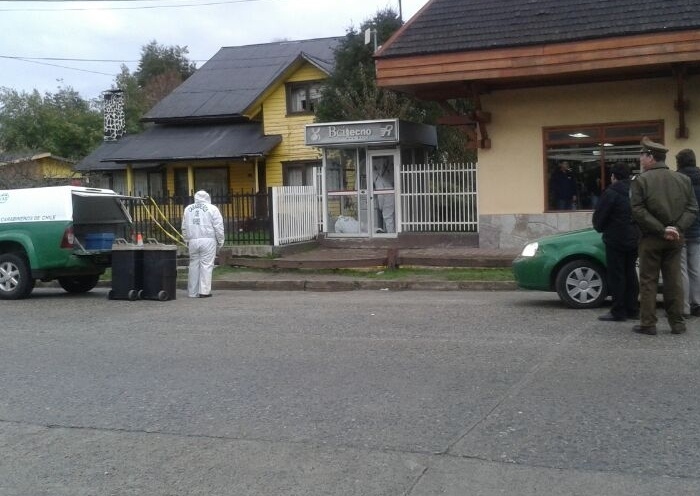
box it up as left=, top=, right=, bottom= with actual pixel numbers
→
left=145, top=37, right=342, bottom=123
left=379, top=0, right=700, bottom=58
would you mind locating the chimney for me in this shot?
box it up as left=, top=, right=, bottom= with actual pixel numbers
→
left=103, top=89, right=126, bottom=141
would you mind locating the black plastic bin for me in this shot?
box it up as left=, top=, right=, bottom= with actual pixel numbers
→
left=139, top=243, right=177, bottom=301
left=109, top=242, right=143, bottom=301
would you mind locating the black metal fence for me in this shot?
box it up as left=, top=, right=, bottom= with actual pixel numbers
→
left=123, top=191, right=273, bottom=245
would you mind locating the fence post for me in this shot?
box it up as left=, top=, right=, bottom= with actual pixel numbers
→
left=268, top=187, right=276, bottom=246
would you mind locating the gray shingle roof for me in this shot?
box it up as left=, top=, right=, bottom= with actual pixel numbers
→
left=75, top=123, right=281, bottom=170
left=145, top=37, right=342, bottom=122
left=379, top=0, right=700, bottom=58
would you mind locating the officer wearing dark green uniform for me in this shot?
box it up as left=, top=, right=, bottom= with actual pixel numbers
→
left=630, top=137, right=699, bottom=335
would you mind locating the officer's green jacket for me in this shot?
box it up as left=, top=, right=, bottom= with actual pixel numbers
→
left=630, top=161, right=699, bottom=237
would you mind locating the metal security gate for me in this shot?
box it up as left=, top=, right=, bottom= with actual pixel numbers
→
left=399, top=162, right=478, bottom=232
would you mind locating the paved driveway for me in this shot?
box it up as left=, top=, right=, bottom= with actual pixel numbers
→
left=1, top=288, right=699, bottom=495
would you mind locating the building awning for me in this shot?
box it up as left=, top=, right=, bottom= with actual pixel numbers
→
left=76, top=122, right=282, bottom=171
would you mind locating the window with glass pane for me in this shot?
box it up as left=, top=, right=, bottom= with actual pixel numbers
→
left=133, top=171, right=148, bottom=196
left=194, top=168, right=228, bottom=198
left=325, top=149, right=360, bottom=192
left=544, top=121, right=663, bottom=211
left=117, top=170, right=165, bottom=196
left=287, top=81, right=322, bottom=114
left=308, top=85, right=322, bottom=112
left=326, top=196, right=361, bottom=233
left=148, top=171, right=164, bottom=197
left=283, top=161, right=319, bottom=186
left=174, top=169, right=188, bottom=201
left=110, top=172, right=127, bottom=194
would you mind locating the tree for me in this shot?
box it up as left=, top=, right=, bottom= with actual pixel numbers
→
left=315, top=8, right=474, bottom=162
left=0, top=41, right=196, bottom=167
left=112, top=41, right=197, bottom=133
left=0, top=86, right=102, bottom=159
left=316, top=8, right=427, bottom=122
left=136, top=40, right=197, bottom=89
left=135, top=40, right=196, bottom=110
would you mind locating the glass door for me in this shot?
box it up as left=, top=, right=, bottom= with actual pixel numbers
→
left=324, top=148, right=369, bottom=236
left=322, top=148, right=400, bottom=237
left=368, top=150, right=400, bottom=236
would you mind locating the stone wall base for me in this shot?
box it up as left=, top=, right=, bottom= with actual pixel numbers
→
left=479, top=212, right=593, bottom=249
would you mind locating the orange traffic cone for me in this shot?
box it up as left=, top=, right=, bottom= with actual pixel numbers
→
left=136, top=233, right=144, bottom=246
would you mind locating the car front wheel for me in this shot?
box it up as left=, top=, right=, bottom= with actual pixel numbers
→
left=0, top=253, right=35, bottom=300
left=555, top=259, right=607, bottom=309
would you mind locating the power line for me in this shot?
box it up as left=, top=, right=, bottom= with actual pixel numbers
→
left=0, top=54, right=209, bottom=77
left=0, top=0, right=275, bottom=12
left=1, top=56, right=117, bottom=75
left=1, top=55, right=139, bottom=63
left=1, top=54, right=207, bottom=64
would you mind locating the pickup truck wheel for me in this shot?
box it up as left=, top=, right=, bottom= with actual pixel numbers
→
left=58, top=274, right=100, bottom=293
left=0, top=253, right=34, bottom=300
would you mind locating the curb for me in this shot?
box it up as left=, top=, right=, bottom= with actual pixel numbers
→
left=43, top=280, right=517, bottom=292
left=209, top=280, right=518, bottom=292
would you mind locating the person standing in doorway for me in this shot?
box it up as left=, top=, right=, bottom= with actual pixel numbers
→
left=630, top=137, right=698, bottom=335
left=373, top=158, right=396, bottom=233
left=593, top=163, right=640, bottom=322
left=676, top=148, right=700, bottom=316
left=181, top=190, right=225, bottom=298
left=550, top=161, right=577, bottom=210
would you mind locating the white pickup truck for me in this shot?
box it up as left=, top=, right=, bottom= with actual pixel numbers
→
left=0, top=186, right=133, bottom=299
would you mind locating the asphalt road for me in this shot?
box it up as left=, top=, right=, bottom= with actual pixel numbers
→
left=1, top=288, right=700, bottom=495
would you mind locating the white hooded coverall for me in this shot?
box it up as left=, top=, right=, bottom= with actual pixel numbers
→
left=181, top=190, right=225, bottom=297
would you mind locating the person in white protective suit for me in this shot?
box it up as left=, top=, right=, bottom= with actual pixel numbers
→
left=181, top=190, right=225, bottom=298
left=373, top=160, right=395, bottom=233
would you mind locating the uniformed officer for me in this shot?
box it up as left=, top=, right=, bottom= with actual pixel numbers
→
left=630, top=137, right=699, bottom=335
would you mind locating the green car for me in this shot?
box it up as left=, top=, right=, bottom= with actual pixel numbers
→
left=512, top=228, right=608, bottom=308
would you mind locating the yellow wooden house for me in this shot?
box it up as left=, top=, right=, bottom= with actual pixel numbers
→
left=0, top=152, right=80, bottom=188
left=77, top=37, right=342, bottom=199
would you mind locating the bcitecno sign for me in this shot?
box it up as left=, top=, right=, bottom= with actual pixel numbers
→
left=305, top=119, right=399, bottom=146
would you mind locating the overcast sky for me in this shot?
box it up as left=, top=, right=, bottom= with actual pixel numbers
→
left=0, top=0, right=427, bottom=101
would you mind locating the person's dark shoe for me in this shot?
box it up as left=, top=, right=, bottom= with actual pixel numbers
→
left=633, top=325, right=657, bottom=335
left=691, top=306, right=700, bottom=317
left=598, top=312, right=626, bottom=322
left=671, top=325, right=687, bottom=335
left=198, top=293, right=212, bottom=298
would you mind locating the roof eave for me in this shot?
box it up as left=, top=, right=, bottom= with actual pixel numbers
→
left=376, top=30, right=700, bottom=96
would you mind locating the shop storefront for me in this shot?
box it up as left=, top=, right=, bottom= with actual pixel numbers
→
left=305, top=119, right=437, bottom=238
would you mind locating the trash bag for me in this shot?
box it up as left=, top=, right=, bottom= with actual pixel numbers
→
left=334, top=215, right=360, bottom=233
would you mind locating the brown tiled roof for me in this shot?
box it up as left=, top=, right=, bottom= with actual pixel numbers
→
left=378, top=0, right=700, bottom=58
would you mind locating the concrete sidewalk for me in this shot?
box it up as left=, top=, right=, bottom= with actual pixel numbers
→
left=208, top=268, right=518, bottom=292
left=209, top=244, right=520, bottom=291
left=224, top=245, right=520, bottom=270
